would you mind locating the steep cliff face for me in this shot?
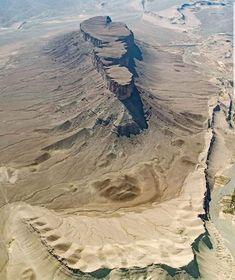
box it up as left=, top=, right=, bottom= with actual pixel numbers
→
left=80, top=16, right=135, bottom=101
left=80, top=16, right=148, bottom=134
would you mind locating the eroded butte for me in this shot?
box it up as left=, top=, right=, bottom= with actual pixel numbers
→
left=0, top=15, right=227, bottom=280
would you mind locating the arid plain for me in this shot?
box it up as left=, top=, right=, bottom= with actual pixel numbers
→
left=0, top=1, right=234, bottom=279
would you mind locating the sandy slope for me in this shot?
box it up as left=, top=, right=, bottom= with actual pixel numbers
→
left=0, top=0, right=234, bottom=279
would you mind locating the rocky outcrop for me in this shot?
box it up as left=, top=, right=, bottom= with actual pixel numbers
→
left=80, top=16, right=148, bottom=135
left=80, top=16, right=135, bottom=101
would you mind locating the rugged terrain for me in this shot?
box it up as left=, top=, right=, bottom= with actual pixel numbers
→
left=80, top=16, right=148, bottom=134
left=0, top=0, right=234, bottom=280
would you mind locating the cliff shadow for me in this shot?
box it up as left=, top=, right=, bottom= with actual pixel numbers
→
left=129, top=43, right=143, bottom=78
left=121, top=86, right=148, bottom=131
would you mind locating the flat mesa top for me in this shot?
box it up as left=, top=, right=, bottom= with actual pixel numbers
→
left=94, top=41, right=127, bottom=61
left=80, top=16, right=132, bottom=42
left=106, top=65, right=133, bottom=85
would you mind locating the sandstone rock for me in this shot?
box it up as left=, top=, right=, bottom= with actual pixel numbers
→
left=80, top=16, right=135, bottom=101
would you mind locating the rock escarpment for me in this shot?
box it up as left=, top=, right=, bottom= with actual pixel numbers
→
left=80, top=16, right=134, bottom=101
left=80, top=16, right=148, bottom=134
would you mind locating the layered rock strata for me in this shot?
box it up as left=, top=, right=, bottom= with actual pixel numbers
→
left=80, top=16, right=135, bottom=101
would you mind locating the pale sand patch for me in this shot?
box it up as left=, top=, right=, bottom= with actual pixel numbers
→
left=1, top=130, right=212, bottom=273
left=142, top=5, right=201, bottom=32
left=0, top=167, right=18, bottom=184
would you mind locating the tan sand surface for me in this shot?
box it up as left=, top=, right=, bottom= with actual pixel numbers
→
left=0, top=1, right=234, bottom=279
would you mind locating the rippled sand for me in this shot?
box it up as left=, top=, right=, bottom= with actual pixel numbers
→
left=0, top=1, right=234, bottom=279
